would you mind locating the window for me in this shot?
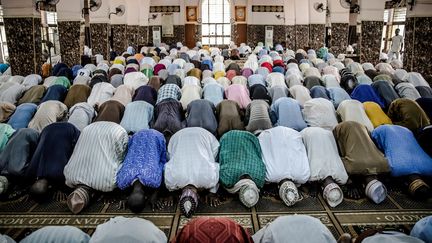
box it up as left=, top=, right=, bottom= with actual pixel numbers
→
left=0, top=4, right=8, bottom=63
left=41, top=11, right=61, bottom=62
left=381, top=7, right=407, bottom=57
left=201, top=0, right=231, bottom=46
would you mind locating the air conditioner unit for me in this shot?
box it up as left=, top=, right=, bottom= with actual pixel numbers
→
left=265, top=26, right=274, bottom=49
left=152, top=26, right=161, bottom=47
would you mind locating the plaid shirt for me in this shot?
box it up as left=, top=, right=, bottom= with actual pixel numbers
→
left=156, top=84, right=181, bottom=104
left=219, top=130, right=266, bottom=189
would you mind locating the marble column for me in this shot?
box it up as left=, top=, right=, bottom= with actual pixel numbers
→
left=4, top=17, right=43, bottom=75
left=285, top=25, right=296, bottom=50
left=360, top=21, right=383, bottom=64
left=90, top=23, right=109, bottom=59
left=138, top=26, right=149, bottom=46
left=403, top=17, right=432, bottom=77
left=329, top=23, right=349, bottom=56
left=247, top=25, right=265, bottom=47
left=309, top=24, right=326, bottom=50
left=295, top=25, right=310, bottom=50
left=58, top=21, right=82, bottom=67
left=126, top=25, right=140, bottom=51
left=111, top=24, right=127, bottom=54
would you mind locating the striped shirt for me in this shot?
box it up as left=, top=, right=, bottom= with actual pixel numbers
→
left=64, top=122, right=128, bottom=192
left=245, top=100, right=272, bottom=134
left=156, top=84, right=181, bottom=104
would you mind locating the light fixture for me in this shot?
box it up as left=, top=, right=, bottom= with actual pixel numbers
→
left=275, top=14, right=285, bottom=21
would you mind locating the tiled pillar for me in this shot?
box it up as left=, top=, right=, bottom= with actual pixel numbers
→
left=330, top=23, right=349, bottom=56
left=4, top=17, right=43, bottom=76
left=111, top=24, right=127, bottom=54
left=295, top=25, right=310, bottom=50
left=58, top=21, right=82, bottom=67
left=90, top=23, right=110, bottom=59
left=403, top=2, right=432, bottom=78
left=309, top=24, right=326, bottom=50
left=360, top=21, right=383, bottom=64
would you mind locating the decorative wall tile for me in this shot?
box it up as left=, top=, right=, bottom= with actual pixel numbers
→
left=126, top=25, right=140, bottom=51
left=403, top=17, right=432, bottom=77
left=90, top=23, right=109, bottom=59
left=360, top=21, right=383, bottom=64
left=309, top=24, right=326, bottom=50
left=285, top=25, right=296, bottom=50
left=246, top=25, right=293, bottom=48
left=148, top=25, right=185, bottom=45
left=251, top=6, right=284, bottom=12
left=150, top=6, right=180, bottom=13
left=138, top=26, right=149, bottom=46
left=111, top=24, right=127, bottom=54
left=330, top=23, right=349, bottom=56
left=58, top=21, right=82, bottom=67
left=295, top=25, right=310, bottom=50
left=4, top=17, right=43, bottom=76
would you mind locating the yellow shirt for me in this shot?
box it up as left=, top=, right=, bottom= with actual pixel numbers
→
left=364, top=102, right=392, bottom=128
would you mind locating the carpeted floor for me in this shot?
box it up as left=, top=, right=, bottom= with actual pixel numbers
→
left=1, top=183, right=431, bottom=242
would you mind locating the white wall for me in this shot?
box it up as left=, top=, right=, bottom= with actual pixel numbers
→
left=2, top=0, right=39, bottom=17
left=89, top=0, right=110, bottom=23
left=407, top=1, right=432, bottom=18
left=57, top=0, right=83, bottom=21
left=294, top=0, right=309, bottom=25
left=328, top=0, right=349, bottom=23
left=309, top=0, right=326, bottom=24
left=359, top=0, right=386, bottom=21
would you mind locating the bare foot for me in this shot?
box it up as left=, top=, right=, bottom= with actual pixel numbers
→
left=344, top=183, right=363, bottom=200
left=205, top=192, right=221, bottom=207
left=117, top=200, right=126, bottom=210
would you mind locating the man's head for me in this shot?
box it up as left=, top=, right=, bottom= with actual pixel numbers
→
left=395, top=28, right=400, bottom=35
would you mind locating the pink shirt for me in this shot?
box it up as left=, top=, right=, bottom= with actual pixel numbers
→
left=225, top=84, right=251, bottom=109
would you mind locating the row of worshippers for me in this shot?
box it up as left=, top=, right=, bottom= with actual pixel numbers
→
left=1, top=215, right=431, bottom=243
left=0, top=44, right=431, bottom=216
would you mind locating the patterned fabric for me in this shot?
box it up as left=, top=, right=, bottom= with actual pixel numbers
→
left=172, top=217, right=253, bottom=243
left=64, top=122, right=128, bottom=192
left=271, top=97, right=307, bottom=131
left=203, top=83, right=224, bottom=106
left=117, top=129, right=166, bottom=189
left=120, top=101, right=154, bottom=134
left=156, top=84, right=181, bottom=104
left=219, top=131, right=266, bottom=189
left=372, top=125, right=432, bottom=177
left=245, top=100, right=272, bottom=134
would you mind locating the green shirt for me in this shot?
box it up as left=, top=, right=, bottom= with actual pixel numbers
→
left=219, top=130, right=266, bottom=189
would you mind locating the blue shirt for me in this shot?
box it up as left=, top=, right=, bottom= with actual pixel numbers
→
left=372, top=125, right=432, bottom=177
left=117, top=129, right=167, bottom=189
left=203, top=83, right=224, bottom=106
left=7, top=103, right=37, bottom=129
left=271, top=97, right=307, bottom=131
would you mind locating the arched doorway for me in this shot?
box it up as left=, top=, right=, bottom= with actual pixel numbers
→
left=201, top=0, right=231, bottom=46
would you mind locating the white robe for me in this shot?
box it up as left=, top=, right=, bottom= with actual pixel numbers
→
left=300, top=127, right=348, bottom=184
left=302, top=98, right=339, bottom=130
left=164, top=127, right=219, bottom=192
left=289, top=85, right=312, bottom=107
left=337, top=100, right=374, bottom=132
left=87, top=82, right=116, bottom=107
left=258, top=126, right=310, bottom=184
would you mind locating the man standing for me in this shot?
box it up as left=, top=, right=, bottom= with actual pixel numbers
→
left=389, top=28, right=403, bottom=61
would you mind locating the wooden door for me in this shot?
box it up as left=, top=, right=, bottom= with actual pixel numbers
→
left=185, top=24, right=196, bottom=48
left=236, top=24, right=247, bottom=45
